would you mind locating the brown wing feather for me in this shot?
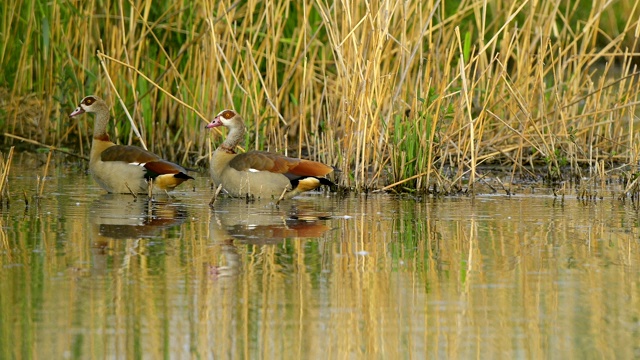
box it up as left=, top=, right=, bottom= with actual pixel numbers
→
left=100, top=145, right=161, bottom=164
left=229, top=151, right=332, bottom=177
left=229, top=151, right=292, bottom=173
left=101, top=145, right=193, bottom=179
left=287, top=159, right=333, bottom=177
left=144, top=160, right=192, bottom=177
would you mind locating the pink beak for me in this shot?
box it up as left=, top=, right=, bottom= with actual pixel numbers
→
left=69, top=106, right=85, bottom=118
left=205, top=116, right=223, bottom=129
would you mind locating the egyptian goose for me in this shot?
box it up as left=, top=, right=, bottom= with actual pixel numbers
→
left=69, top=95, right=194, bottom=194
left=206, top=110, right=335, bottom=200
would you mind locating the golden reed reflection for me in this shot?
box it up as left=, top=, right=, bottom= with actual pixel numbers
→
left=2, top=179, right=640, bottom=358
left=193, top=196, right=640, bottom=358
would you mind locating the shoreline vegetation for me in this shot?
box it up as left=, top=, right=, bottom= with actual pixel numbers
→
left=1, top=0, right=639, bottom=195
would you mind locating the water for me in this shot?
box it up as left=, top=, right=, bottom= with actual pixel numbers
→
left=1, top=153, right=640, bottom=358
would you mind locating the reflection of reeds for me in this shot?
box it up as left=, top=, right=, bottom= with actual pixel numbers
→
left=2, top=1, right=640, bottom=193
left=2, top=194, right=640, bottom=357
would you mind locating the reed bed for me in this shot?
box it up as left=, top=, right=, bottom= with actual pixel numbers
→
left=1, top=0, right=639, bottom=193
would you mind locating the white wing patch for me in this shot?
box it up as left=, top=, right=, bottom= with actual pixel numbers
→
left=129, top=162, right=147, bottom=167
left=248, top=168, right=260, bottom=173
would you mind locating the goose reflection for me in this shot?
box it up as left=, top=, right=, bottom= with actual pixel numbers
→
left=204, top=199, right=333, bottom=279
left=90, top=194, right=188, bottom=250
left=86, top=194, right=188, bottom=275
left=210, top=198, right=333, bottom=245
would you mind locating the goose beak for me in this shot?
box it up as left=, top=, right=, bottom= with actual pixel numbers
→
left=69, top=106, right=85, bottom=118
left=205, top=116, right=223, bottom=129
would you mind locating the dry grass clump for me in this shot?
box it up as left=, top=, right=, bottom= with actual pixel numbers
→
left=1, top=0, right=639, bottom=194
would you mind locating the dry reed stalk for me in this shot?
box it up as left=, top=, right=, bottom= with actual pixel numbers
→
left=147, top=179, right=153, bottom=201
left=2, top=133, right=87, bottom=160
left=0, top=147, right=14, bottom=201
left=38, top=150, right=53, bottom=197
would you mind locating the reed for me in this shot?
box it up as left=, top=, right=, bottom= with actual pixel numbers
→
left=0, top=147, right=14, bottom=202
left=1, top=0, right=639, bottom=193
left=36, top=150, right=53, bottom=197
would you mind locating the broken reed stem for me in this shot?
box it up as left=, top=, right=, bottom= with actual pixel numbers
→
left=598, top=159, right=607, bottom=198
left=38, top=150, right=53, bottom=197
left=124, top=182, right=138, bottom=200
left=3, top=133, right=88, bottom=160
left=147, top=190, right=153, bottom=219
left=0, top=147, right=15, bottom=201
left=209, top=183, right=223, bottom=207
left=96, top=51, right=211, bottom=125
left=147, top=178, right=153, bottom=199
left=373, top=170, right=431, bottom=193
left=97, top=47, right=147, bottom=151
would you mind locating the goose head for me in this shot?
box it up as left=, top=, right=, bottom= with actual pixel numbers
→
left=206, top=109, right=242, bottom=129
left=69, top=95, right=108, bottom=118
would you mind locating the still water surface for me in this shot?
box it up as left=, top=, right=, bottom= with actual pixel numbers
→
left=1, top=154, right=640, bottom=358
